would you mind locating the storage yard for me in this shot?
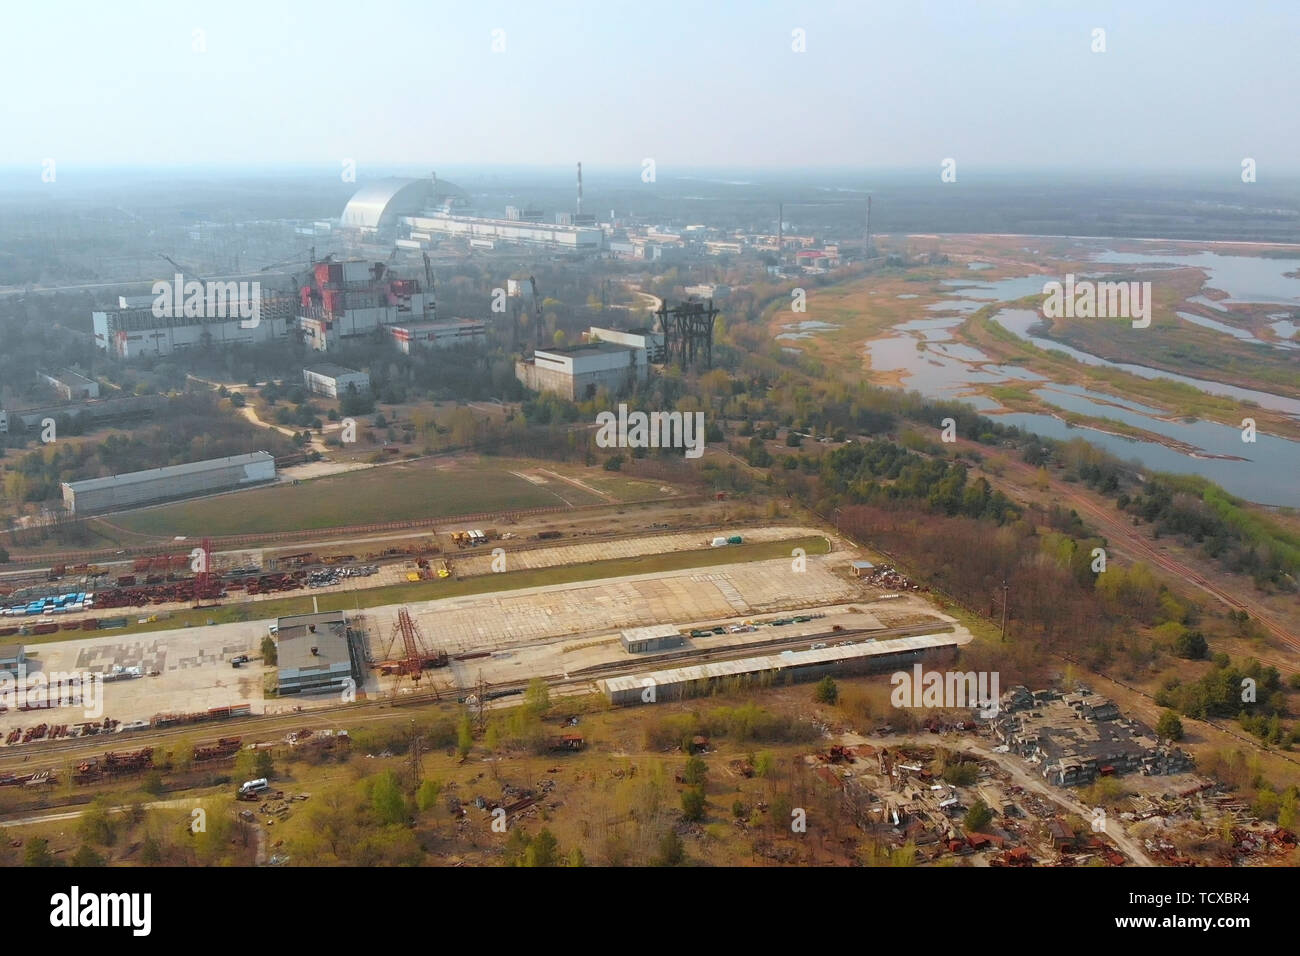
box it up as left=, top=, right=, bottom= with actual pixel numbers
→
left=0, top=522, right=962, bottom=748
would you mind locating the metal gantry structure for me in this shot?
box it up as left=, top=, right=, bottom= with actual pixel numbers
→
left=376, top=606, right=446, bottom=684
left=656, top=299, right=721, bottom=370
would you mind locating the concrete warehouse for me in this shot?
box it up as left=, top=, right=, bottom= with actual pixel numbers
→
left=587, top=326, right=666, bottom=363
left=303, top=364, right=370, bottom=398
left=92, top=294, right=297, bottom=358
left=39, top=368, right=100, bottom=401
left=600, top=632, right=962, bottom=705
left=515, top=341, right=648, bottom=400
left=388, top=320, right=487, bottom=353
left=403, top=213, right=603, bottom=251
left=0, top=643, right=25, bottom=678
left=621, top=624, right=685, bottom=654
left=61, top=451, right=277, bottom=515
left=274, top=611, right=361, bottom=696
left=0, top=395, right=164, bottom=435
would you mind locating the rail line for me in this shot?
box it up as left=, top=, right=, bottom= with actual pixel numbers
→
left=6, top=495, right=707, bottom=569
left=0, top=618, right=943, bottom=778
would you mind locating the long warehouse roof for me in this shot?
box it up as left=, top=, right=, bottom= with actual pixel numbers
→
left=599, top=632, right=962, bottom=694
left=63, top=451, right=274, bottom=494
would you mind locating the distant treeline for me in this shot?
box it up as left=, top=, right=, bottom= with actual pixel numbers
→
left=1, top=393, right=295, bottom=505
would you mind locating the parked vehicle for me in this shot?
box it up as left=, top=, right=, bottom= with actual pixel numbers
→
left=238, top=777, right=270, bottom=796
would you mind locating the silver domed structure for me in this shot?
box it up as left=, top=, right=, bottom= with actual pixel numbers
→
left=340, top=175, right=464, bottom=233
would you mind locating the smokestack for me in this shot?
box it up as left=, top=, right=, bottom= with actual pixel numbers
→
left=577, top=162, right=583, bottom=216
left=865, top=195, right=872, bottom=257
left=777, top=202, right=783, bottom=264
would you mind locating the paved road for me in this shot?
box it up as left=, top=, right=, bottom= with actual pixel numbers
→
left=0, top=796, right=198, bottom=829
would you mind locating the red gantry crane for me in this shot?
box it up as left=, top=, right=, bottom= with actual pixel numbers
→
left=375, top=607, right=447, bottom=683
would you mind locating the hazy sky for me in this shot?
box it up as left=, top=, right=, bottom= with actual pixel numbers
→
left=4, top=0, right=1297, bottom=173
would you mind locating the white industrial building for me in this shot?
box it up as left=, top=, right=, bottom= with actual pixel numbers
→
left=303, top=364, right=370, bottom=398
left=92, top=295, right=296, bottom=358
left=587, top=326, right=666, bottom=363
left=515, top=341, right=647, bottom=401
left=388, top=320, right=487, bottom=353
left=684, top=284, right=730, bottom=301
left=600, top=632, right=963, bottom=706
left=403, top=213, right=603, bottom=252
left=61, top=451, right=276, bottom=515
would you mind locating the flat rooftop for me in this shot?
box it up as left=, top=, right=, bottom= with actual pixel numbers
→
left=537, top=341, right=637, bottom=357
left=391, top=320, right=485, bottom=331
left=303, top=364, right=362, bottom=379
left=62, top=452, right=274, bottom=494
left=45, top=368, right=98, bottom=387
left=276, top=612, right=350, bottom=672
left=600, top=631, right=963, bottom=695
left=621, top=624, right=681, bottom=642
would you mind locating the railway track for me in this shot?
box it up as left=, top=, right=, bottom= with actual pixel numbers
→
left=0, top=618, right=947, bottom=779
left=1060, top=488, right=1297, bottom=651
left=6, top=495, right=707, bottom=569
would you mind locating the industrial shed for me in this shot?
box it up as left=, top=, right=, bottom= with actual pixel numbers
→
left=0, top=643, right=25, bottom=677
left=599, top=632, right=962, bottom=705
left=620, top=624, right=685, bottom=654
left=61, top=451, right=276, bottom=515
left=303, top=364, right=370, bottom=398
left=275, top=611, right=361, bottom=696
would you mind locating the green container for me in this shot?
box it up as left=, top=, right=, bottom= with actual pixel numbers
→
left=726, top=535, right=743, bottom=545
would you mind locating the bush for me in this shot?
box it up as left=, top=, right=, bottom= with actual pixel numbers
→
left=963, top=800, right=993, bottom=832
left=682, top=756, right=707, bottom=786
left=1173, top=630, right=1209, bottom=660
left=655, top=829, right=685, bottom=866
left=72, top=845, right=105, bottom=867
left=23, top=837, right=53, bottom=867
left=814, top=676, right=838, bottom=705
left=680, top=787, right=706, bottom=821
left=1156, top=710, right=1185, bottom=741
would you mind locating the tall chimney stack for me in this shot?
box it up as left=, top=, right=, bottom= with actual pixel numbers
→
left=577, top=162, right=584, bottom=216
left=865, top=195, right=872, bottom=257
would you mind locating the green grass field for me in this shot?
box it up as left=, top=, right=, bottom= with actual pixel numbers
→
left=104, top=460, right=575, bottom=537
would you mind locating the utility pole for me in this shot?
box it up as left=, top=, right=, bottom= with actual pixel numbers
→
left=409, top=719, right=422, bottom=790
left=475, top=672, right=487, bottom=734
left=999, top=580, right=1010, bottom=642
